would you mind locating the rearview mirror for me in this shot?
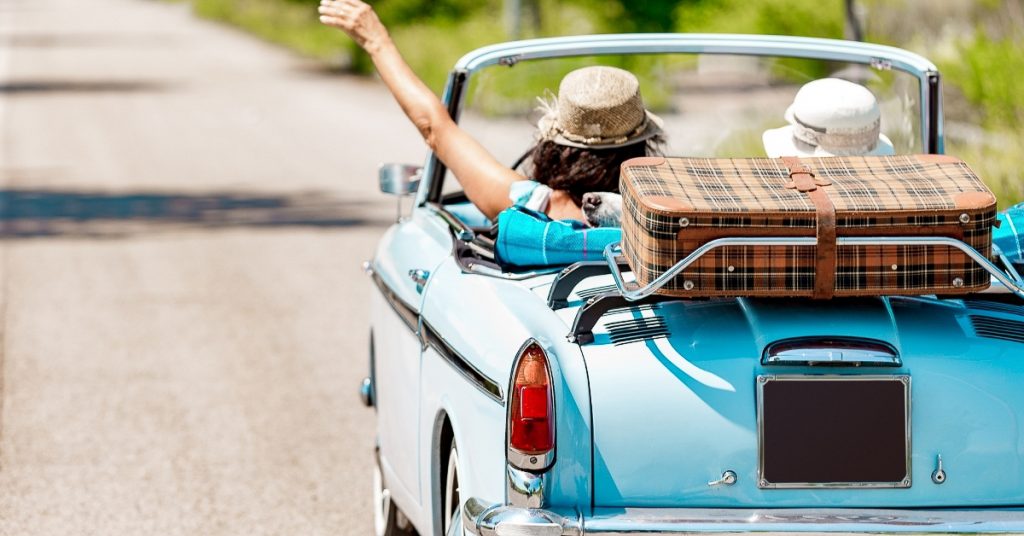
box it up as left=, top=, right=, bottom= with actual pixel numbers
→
left=379, top=163, right=422, bottom=196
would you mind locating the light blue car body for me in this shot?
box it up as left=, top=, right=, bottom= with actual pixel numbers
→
left=367, top=34, right=1024, bottom=535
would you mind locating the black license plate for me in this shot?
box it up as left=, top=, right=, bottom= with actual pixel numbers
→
left=757, top=375, right=910, bottom=488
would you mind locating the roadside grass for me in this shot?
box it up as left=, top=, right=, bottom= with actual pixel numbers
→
left=944, top=35, right=1024, bottom=208
left=676, top=0, right=844, bottom=37
left=388, top=14, right=507, bottom=94
left=948, top=132, right=1024, bottom=209
left=941, top=34, right=1024, bottom=208
left=676, top=0, right=846, bottom=81
left=187, top=0, right=1022, bottom=204
left=941, top=34, right=1024, bottom=131
left=188, top=0, right=545, bottom=95
left=187, top=0, right=676, bottom=111
left=184, top=0, right=852, bottom=108
left=192, top=0, right=349, bottom=62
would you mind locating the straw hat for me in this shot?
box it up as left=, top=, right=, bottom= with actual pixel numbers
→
left=536, top=66, right=663, bottom=150
left=762, top=78, right=895, bottom=158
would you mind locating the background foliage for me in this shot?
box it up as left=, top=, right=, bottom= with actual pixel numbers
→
left=186, top=0, right=1024, bottom=205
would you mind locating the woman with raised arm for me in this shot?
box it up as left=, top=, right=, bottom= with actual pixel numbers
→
left=318, top=0, right=662, bottom=225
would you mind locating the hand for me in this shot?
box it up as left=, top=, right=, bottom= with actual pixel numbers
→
left=319, top=0, right=389, bottom=53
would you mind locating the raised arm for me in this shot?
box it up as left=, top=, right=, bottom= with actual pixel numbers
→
left=319, top=0, right=521, bottom=220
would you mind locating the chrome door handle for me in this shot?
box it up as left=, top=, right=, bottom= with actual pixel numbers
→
left=408, top=269, right=430, bottom=291
left=708, top=470, right=737, bottom=487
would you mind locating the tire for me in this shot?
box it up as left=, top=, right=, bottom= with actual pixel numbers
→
left=443, top=443, right=462, bottom=536
left=373, top=449, right=415, bottom=536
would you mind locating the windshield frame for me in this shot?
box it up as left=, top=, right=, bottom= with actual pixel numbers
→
left=417, top=33, right=943, bottom=206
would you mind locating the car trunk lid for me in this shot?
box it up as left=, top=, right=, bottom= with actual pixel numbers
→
left=581, top=296, right=1024, bottom=508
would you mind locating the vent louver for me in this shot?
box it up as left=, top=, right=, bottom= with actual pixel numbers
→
left=969, top=315, right=1024, bottom=344
left=605, top=316, right=669, bottom=345
left=606, top=303, right=660, bottom=316
left=575, top=284, right=619, bottom=300
left=963, top=300, right=1024, bottom=316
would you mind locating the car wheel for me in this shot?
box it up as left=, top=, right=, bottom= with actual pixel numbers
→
left=374, top=449, right=415, bottom=536
left=443, top=443, right=462, bottom=536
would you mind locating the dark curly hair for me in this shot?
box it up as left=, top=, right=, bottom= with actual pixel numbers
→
left=526, top=138, right=663, bottom=206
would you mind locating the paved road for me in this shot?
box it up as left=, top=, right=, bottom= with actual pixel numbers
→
left=0, top=0, right=443, bottom=533
left=0, top=1, right=831, bottom=533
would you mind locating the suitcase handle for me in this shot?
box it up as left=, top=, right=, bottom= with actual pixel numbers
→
left=603, top=237, right=1024, bottom=302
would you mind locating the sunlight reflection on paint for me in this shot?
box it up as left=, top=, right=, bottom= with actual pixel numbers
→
left=640, top=307, right=736, bottom=392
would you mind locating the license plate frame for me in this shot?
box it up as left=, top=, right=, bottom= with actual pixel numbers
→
left=756, top=374, right=911, bottom=489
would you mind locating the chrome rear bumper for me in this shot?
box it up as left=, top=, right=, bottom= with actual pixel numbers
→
left=463, top=498, right=1024, bottom=535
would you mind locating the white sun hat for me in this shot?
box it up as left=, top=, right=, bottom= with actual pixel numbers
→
left=762, top=78, right=895, bottom=158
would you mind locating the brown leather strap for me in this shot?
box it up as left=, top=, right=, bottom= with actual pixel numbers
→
left=782, top=157, right=836, bottom=299
left=808, top=188, right=836, bottom=299
left=782, top=158, right=818, bottom=192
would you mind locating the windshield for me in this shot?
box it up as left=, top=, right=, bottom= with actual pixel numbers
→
left=442, top=52, right=925, bottom=196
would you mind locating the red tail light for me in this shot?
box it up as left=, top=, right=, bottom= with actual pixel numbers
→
left=509, top=343, right=554, bottom=460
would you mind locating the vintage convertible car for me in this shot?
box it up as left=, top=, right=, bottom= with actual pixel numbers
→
left=363, top=34, right=1024, bottom=535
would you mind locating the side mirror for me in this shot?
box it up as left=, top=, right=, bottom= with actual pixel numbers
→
left=379, top=163, right=422, bottom=222
left=379, top=163, right=422, bottom=196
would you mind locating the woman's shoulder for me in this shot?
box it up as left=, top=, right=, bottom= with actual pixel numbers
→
left=509, top=179, right=553, bottom=212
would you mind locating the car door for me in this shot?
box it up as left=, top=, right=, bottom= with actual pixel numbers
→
left=370, top=207, right=450, bottom=505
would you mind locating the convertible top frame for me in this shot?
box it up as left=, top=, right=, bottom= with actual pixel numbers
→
left=417, top=33, right=944, bottom=206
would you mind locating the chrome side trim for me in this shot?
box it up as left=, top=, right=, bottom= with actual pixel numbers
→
left=464, top=500, right=1024, bottom=535
left=370, top=270, right=419, bottom=333
left=756, top=374, right=912, bottom=489
left=584, top=506, right=1024, bottom=535
left=603, top=237, right=1024, bottom=302
left=420, top=321, right=503, bottom=404
left=506, top=465, right=545, bottom=509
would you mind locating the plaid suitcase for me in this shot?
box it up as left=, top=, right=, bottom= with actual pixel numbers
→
left=620, top=155, right=996, bottom=298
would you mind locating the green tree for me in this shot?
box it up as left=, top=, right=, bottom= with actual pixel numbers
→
left=564, top=0, right=684, bottom=33
left=373, top=0, right=484, bottom=24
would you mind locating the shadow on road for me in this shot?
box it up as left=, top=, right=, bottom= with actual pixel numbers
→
left=6, top=33, right=177, bottom=48
left=0, top=80, right=174, bottom=95
left=0, top=189, right=393, bottom=239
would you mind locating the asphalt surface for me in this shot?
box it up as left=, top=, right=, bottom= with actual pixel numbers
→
left=0, top=2, right=892, bottom=534
left=0, top=0, right=444, bottom=533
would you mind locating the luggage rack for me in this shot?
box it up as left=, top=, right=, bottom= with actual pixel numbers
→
left=555, top=236, right=1024, bottom=344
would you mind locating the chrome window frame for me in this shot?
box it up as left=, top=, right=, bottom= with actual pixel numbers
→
left=756, top=374, right=912, bottom=489
left=417, top=33, right=943, bottom=206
